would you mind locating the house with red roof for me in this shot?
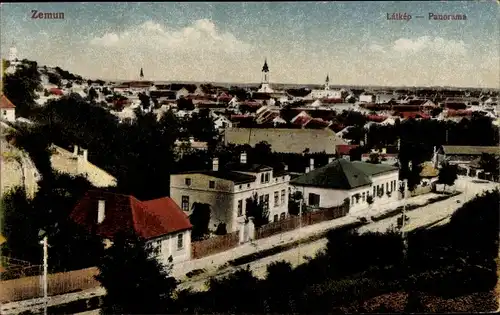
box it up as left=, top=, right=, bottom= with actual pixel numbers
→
left=0, top=95, right=16, bottom=122
left=49, top=88, right=64, bottom=96
left=71, top=190, right=193, bottom=265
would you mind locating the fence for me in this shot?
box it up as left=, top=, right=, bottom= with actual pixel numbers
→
left=409, top=185, right=433, bottom=197
left=191, top=231, right=240, bottom=259
left=255, top=205, right=348, bottom=240
left=0, top=267, right=100, bottom=303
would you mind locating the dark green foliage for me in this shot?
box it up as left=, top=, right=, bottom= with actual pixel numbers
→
left=214, top=223, right=227, bottom=235
left=189, top=203, right=211, bottom=240
left=438, top=163, right=458, bottom=189
left=96, top=234, right=177, bottom=314
left=245, top=193, right=269, bottom=228
left=88, top=87, right=98, bottom=102
left=177, top=97, right=194, bottom=111
left=184, top=108, right=217, bottom=145
left=3, top=61, right=42, bottom=117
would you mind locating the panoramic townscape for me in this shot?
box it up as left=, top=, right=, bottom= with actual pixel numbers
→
left=0, top=2, right=499, bottom=315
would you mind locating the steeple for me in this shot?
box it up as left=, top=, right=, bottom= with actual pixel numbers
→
left=324, top=74, right=330, bottom=91
left=139, top=68, right=144, bottom=80
left=262, top=58, right=269, bottom=73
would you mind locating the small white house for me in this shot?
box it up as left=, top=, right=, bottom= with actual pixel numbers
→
left=359, top=93, right=375, bottom=103
left=71, top=190, right=193, bottom=267
left=0, top=95, right=16, bottom=122
left=290, top=158, right=399, bottom=214
left=214, top=115, right=232, bottom=130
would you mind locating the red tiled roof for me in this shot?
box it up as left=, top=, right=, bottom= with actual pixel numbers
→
left=70, top=190, right=192, bottom=240
left=446, top=109, right=472, bottom=117
left=304, top=118, right=330, bottom=129
left=0, top=95, right=16, bottom=109
left=320, top=98, right=343, bottom=104
left=292, top=115, right=313, bottom=126
left=49, top=88, right=64, bottom=95
left=399, top=112, right=430, bottom=119
left=336, top=144, right=359, bottom=155
left=367, top=115, right=388, bottom=122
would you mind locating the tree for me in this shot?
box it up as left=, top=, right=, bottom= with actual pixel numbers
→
left=3, top=61, right=42, bottom=117
left=95, top=233, right=177, bottom=314
left=177, top=97, right=195, bottom=111
left=288, top=191, right=302, bottom=216
left=478, top=153, right=500, bottom=179
left=245, top=193, right=269, bottom=228
left=138, top=93, right=151, bottom=110
left=185, top=108, right=217, bottom=145
left=88, top=87, right=98, bottom=102
left=65, top=82, right=72, bottom=89
left=47, top=72, right=61, bottom=86
left=368, top=152, right=380, bottom=164
left=438, top=163, right=458, bottom=191
left=189, top=203, right=211, bottom=240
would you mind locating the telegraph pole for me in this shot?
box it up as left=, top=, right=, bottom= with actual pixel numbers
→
left=40, top=235, right=48, bottom=315
left=400, top=179, right=409, bottom=261
left=297, top=198, right=303, bottom=265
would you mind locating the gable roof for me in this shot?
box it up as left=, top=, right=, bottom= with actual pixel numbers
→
left=176, top=170, right=256, bottom=184
left=290, top=159, right=397, bottom=190
left=71, top=190, right=192, bottom=240
left=0, top=95, right=16, bottom=109
left=441, top=146, right=500, bottom=156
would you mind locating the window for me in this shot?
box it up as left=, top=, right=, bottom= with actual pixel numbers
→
left=181, top=196, right=189, bottom=211
left=259, top=195, right=264, bottom=205
left=373, top=186, right=376, bottom=197
left=177, top=233, right=184, bottom=250
left=261, top=174, right=265, bottom=183
left=2, top=110, right=6, bottom=115
left=209, top=180, right=215, bottom=189
left=281, top=189, right=286, bottom=204
left=239, top=185, right=242, bottom=189
left=308, top=193, right=320, bottom=207
left=274, top=214, right=279, bottom=222
left=263, top=194, right=270, bottom=210
left=362, top=192, right=366, bottom=202
left=274, top=191, right=279, bottom=207
left=237, top=200, right=243, bottom=217
left=280, top=212, right=286, bottom=220
left=352, top=196, right=355, bottom=204
left=265, top=173, right=270, bottom=183
left=185, top=178, right=191, bottom=186
left=247, top=184, right=250, bottom=188
left=386, top=182, right=389, bottom=191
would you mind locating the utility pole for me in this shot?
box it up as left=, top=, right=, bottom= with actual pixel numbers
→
left=40, top=235, right=48, bottom=315
left=297, top=198, right=303, bottom=265
left=400, top=179, right=409, bottom=261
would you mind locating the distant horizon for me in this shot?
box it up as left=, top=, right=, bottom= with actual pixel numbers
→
left=2, top=2, right=497, bottom=88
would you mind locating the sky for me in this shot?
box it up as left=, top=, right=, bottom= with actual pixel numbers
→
left=1, top=2, right=499, bottom=88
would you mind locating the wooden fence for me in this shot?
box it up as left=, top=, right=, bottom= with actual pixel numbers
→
left=191, top=231, right=240, bottom=259
left=256, top=205, right=348, bottom=240
left=0, top=267, right=100, bottom=303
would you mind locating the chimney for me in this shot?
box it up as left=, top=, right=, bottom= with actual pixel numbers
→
left=73, top=145, right=78, bottom=156
left=309, top=158, right=314, bottom=171
left=284, top=164, right=288, bottom=171
left=328, top=157, right=334, bottom=163
left=189, top=136, right=194, bottom=142
left=305, top=166, right=310, bottom=173
left=240, top=152, right=247, bottom=164
left=212, top=158, right=219, bottom=171
left=97, top=200, right=105, bottom=224
left=82, top=149, right=88, bottom=162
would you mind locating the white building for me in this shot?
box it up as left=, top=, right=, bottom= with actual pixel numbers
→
left=0, top=95, right=16, bottom=122
left=170, top=153, right=290, bottom=232
left=71, top=190, right=193, bottom=267
left=307, top=75, right=342, bottom=100
left=290, top=158, right=399, bottom=214
left=213, top=115, right=232, bottom=130
left=359, top=93, right=375, bottom=103
left=5, top=45, right=21, bottom=74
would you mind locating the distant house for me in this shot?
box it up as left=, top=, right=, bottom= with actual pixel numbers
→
left=375, top=94, right=394, bottom=104
left=290, top=158, right=399, bottom=214
left=224, top=128, right=347, bottom=154
left=176, top=88, right=190, bottom=100
left=71, top=190, right=192, bottom=266
left=434, top=145, right=500, bottom=168
left=335, top=144, right=359, bottom=159
left=170, top=153, right=290, bottom=232
left=0, top=95, right=16, bottom=122
left=49, top=88, right=64, bottom=96
left=50, top=145, right=117, bottom=188
left=213, top=115, right=232, bottom=130
left=359, top=93, right=375, bottom=103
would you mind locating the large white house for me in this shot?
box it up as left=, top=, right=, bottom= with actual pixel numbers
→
left=0, top=95, right=16, bottom=122
left=307, top=75, right=342, bottom=100
left=71, top=190, right=193, bottom=267
left=170, top=153, right=290, bottom=232
left=290, top=158, right=399, bottom=214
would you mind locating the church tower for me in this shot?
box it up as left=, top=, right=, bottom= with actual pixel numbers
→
left=258, top=58, right=273, bottom=93
left=324, top=74, right=330, bottom=90
left=139, top=67, right=144, bottom=81
left=6, top=43, right=20, bottom=74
